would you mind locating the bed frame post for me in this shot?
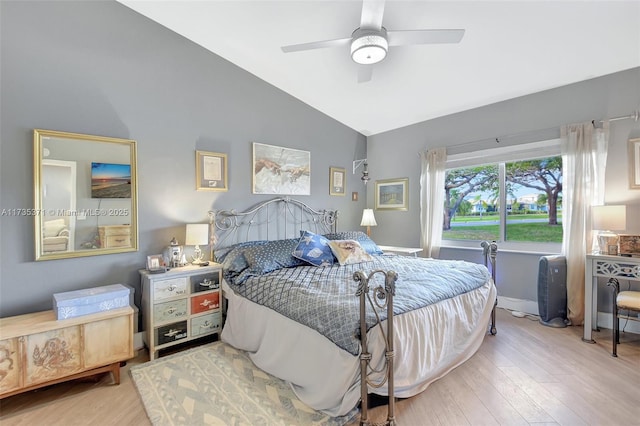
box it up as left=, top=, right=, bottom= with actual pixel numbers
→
left=354, top=269, right=398, bottom=426
left=481, top=240, right=498, bottom=335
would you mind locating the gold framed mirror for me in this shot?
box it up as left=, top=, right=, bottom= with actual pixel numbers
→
left=34, top=129, right=138, bottom=261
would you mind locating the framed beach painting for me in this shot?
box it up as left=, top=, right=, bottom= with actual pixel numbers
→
left=252, top=142, right=310, bottom=195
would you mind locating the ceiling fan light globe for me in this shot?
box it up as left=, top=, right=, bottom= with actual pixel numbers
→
left=351, top=34, right=388, bottom=65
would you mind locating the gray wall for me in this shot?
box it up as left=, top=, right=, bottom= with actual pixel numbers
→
left=367, top=68, right=640, bottom=309
left=0, top=1, right=367, bottom=317
left=2, top=0, right=638, bottom=320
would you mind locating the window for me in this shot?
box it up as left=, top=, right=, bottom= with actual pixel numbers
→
left=442, top=140, right=562, bottom=250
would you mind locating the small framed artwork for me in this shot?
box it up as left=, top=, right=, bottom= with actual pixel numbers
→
left=196, top=151, right=228, bottom=191
left=146, top=254, right=165, bottom=272
left=252, top=142, right=310, bottom=195
left=329, top=166, right=346, bottom=196
left=375, top=178, right=409, bottom=211
left=629, top=138, right=640, bottom=189
left=619, top=234, right=640, bottom=256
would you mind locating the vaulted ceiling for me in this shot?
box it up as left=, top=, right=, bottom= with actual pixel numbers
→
left=118, top=1, right=640, bottom=136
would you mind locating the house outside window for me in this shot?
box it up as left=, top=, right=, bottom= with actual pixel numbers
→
left=442, top=139, right=563, bottom=253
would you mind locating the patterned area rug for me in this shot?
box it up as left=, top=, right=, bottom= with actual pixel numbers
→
left=130, top=342, right=358, bottom=425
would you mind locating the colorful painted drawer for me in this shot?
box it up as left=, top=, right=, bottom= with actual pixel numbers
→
left=153, top=277, right=188, bottom=301
left=191, top=292, right=220, bottom=314
left=140, top=264, right=223, bottom=360
left=153, top=298, right=188, bottom=323
left=190, top=312, right=222, bottom=338
left=190, top=272, right=220, bottom=294
left=155, top=321, right=188, bottom=346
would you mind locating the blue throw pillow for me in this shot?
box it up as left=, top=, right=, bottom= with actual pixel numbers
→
left=234, top=239, right=306, bottom=284
left=293, top=230, right=335, bottom=267
left=220, top=241, right=268, bottom=275
left=323, top=231, right=384, bottom=255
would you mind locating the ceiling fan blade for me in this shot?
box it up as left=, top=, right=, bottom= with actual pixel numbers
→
left=360, top=0, right=385, bottom=30
left=357, top=65, right=373, bottom=83
left=281, top=37, right=351, bottom=53
left=387, top=29, right=465, bottom=46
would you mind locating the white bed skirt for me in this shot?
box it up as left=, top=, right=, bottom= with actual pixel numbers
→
left=222, top=279, right=496, bottom=417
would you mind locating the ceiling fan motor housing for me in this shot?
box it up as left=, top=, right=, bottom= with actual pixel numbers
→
left=351, top=27, right=388, bottom=65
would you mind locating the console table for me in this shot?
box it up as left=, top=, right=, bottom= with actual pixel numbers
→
left=0, top=307, right=134, bottom=398
left=584, top=253, right=640, bottom=343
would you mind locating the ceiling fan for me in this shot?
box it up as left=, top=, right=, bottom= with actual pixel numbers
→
left=280, top=0, right=465, bottom=83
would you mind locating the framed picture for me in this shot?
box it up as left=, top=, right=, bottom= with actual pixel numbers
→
left=329, top=166, right=346, bottom=196
left=196, top=151, right=228, bottom=191
left=375, top=178, right=409, bottom=211
left=629, top=138, right=640, bottom=189
left=619, top=235, right=640, bottom=255
left=146, top=254, right=165, bottom=271
left=252, top=142, right=310, bottom=195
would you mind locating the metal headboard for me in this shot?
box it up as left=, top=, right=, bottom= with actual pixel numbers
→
left=207, top=197, right=338, bottom=259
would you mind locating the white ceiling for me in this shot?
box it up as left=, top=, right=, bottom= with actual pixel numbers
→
left=118, top=1, right=640, bottom=136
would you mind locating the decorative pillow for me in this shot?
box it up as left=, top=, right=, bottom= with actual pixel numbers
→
left=323, top=231, right=383, bottom=255
left=235, top=238, right=305, bottom=284
left=292, top=231, right=335, bottom=267
left=220, top=241, right=268, bottom=275
left=328, top=239, right=373, bottom=266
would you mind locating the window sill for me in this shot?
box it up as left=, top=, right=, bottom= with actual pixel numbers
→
left=440, top=241, right=561, bottom=256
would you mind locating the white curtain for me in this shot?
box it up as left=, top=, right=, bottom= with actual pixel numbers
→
left=561, top=121, right=609, bottom=325
left=419, top=147, right=447, bottom=258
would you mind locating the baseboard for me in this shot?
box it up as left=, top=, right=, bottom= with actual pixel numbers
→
left=496, top=296, right=640, bottom=335
left=596, top=311, right=640, bottom=335
left=134, top=331, right=144, bottom=351
left=497, top=296, right=539, bottom=316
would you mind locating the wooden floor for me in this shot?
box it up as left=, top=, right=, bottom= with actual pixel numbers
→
left=1, top=308, right=638, bottom=425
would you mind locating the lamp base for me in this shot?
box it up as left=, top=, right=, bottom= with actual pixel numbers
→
left=191, top=246, right=206, bottom=264
left=597, top=232, right=619, bottom=255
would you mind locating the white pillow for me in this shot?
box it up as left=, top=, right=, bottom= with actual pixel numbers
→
left=328, top=240, right=373, bottom=266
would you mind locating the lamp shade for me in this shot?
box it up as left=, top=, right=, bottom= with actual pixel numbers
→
left=592, top=205, right=626, bottom=231
left=360, top=209, right=377, bottom=227
left=185, top=224, right=209, bottom=246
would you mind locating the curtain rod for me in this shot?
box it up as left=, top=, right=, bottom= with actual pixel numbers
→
left=599, top=109, right=640, bottom=123
left=426, top=109, right=640, bottom=154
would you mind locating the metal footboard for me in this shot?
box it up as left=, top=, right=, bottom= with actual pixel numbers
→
left=354, top=269, right=397, bottom=426
left=481, top=241, right=498, bottom=335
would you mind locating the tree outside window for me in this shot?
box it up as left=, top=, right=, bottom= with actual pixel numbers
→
left=443, top=156, right=562, bottom=244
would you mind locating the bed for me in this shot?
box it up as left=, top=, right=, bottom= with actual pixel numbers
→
left=212, top=197, right=497, bottom=418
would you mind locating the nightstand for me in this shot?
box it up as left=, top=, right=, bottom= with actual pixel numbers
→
left=140, top=264, right=222, bottom=360
left=378, top=245, right=422, bottom=257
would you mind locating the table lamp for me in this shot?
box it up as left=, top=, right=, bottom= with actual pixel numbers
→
left=592, top=205, right=626, bottom=255
left=360, top=209, right=377, bottom=237
left=185, top=223, right=209, bottom=264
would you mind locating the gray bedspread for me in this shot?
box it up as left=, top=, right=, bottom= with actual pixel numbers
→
left=225, top=255, right=491, bottom=355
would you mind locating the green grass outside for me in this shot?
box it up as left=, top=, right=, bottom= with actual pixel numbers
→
left=443, top=222, right=563, bottom=243
left=451, top=213, right=561, bottom=223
